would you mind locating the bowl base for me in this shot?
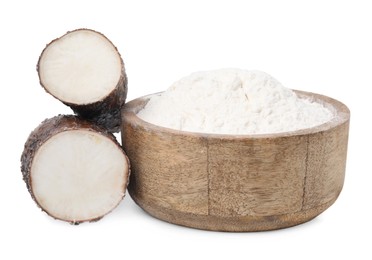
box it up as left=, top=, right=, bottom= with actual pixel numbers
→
left=129, top=191, right=337, bottom=232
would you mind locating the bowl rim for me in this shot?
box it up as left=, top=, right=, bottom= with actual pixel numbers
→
left=121, top=89, right=350, bottom=139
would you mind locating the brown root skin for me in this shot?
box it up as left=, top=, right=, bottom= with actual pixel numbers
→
left=70, top=68, right=127, bottom=133
left=36, top=28, right=128, bottom=133
left=20, top=115, right=131, bottom=224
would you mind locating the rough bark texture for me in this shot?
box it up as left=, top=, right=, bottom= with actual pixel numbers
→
left=21, top=115, right=130, bottom=224
left=121, top=90, right=350, bottom=232
left=37, top=29, right=128, bottom=133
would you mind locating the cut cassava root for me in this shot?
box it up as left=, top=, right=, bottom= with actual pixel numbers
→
left=21, top=115, right=130, bottom=224
left=37, top=29, right=127, bottom=132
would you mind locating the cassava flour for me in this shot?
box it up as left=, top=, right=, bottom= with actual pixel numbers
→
left=137, top=69, right=333, bottom=135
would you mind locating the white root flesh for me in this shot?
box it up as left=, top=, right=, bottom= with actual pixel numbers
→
left=38, top=30, right=122, bottom=105
left=31, top=130, right=127, bottom=222
left=37, top=29, right=128, bottom=132
left=21, top=116, right=130, bottom=224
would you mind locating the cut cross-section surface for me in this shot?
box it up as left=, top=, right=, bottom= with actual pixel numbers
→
left=37, top=29, right=127, bottom=132
left=21, top=115, right=130, bottom=224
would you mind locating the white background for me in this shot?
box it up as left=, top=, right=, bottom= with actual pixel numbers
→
left=1, top=0, right=371, bottom=259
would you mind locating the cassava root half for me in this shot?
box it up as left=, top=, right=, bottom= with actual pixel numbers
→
left=21, top=115, right=130, bottom=224
left=37, top=29, right=127, bottom=132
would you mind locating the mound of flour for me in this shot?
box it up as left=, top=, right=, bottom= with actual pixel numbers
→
left=137, top=69, right=333, bottom=134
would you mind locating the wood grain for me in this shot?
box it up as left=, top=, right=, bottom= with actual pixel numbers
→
left=208, top=135, right=307, bottom=217
left=123, top=118, right=208, bottom=215
left=121, top=90, right=350, bottom=231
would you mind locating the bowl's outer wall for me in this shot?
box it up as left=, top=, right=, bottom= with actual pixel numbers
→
left=121, top=91, right=349, bottom=231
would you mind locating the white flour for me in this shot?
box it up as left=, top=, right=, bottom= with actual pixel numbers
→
left=137, top=69, right=333, bottom=135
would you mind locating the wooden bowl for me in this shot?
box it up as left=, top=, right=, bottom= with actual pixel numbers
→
left=121, top=90, right=350, bottom=231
